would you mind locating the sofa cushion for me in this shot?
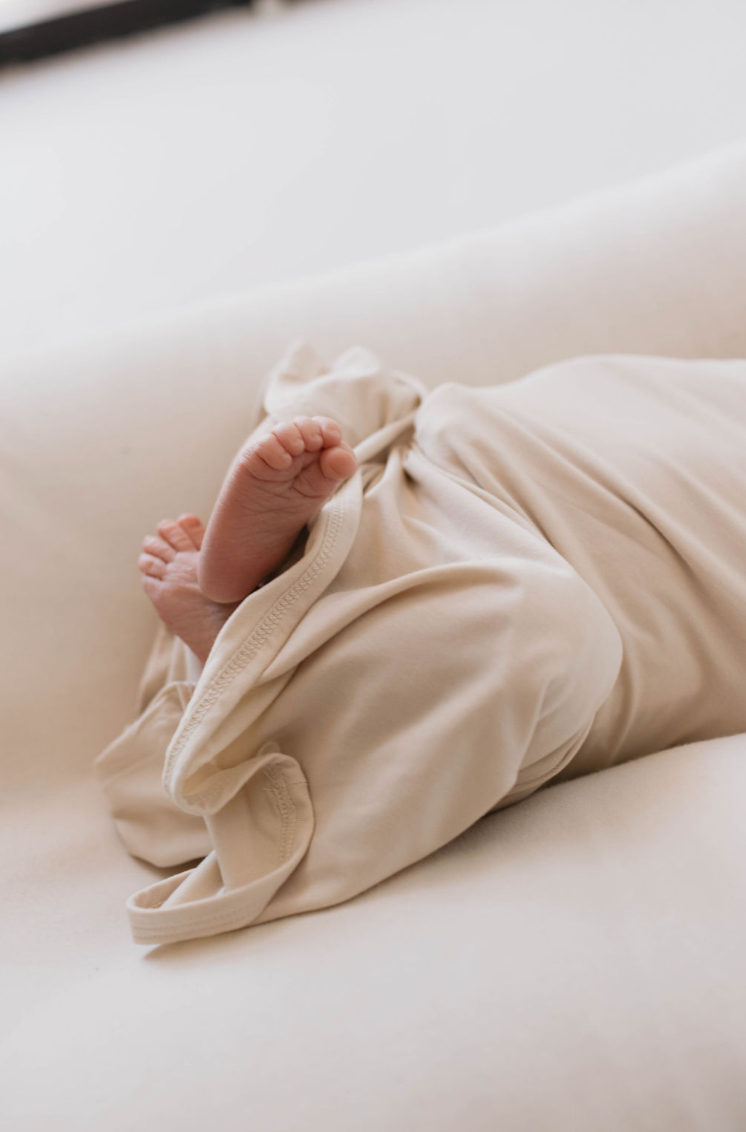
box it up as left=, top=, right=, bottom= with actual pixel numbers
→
left=2, top=735, right=745, bottom=1131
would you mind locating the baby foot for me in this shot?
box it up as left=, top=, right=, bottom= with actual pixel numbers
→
left=198, top=415, right=357, bottom=603
left=138, top=514, right=239, bottom=664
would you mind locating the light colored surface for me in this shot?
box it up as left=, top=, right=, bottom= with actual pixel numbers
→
left=4, top=737, right=746, bottom=1132
left=1, top=0, right=746, bottom=358
left=2, top=146, right=746, bottom=1129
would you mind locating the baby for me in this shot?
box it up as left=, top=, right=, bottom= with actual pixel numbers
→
left=103, top=347, right=746, bottom=943
left=138, top=413, right=358, bottom=664
left=137, top=349, right=746, bottom=776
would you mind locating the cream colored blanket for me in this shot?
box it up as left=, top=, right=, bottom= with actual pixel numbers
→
left=97, top=346, right=746, bottom=945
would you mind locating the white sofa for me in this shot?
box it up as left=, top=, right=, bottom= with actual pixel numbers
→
left=2, top=143, right=746, bottom=1131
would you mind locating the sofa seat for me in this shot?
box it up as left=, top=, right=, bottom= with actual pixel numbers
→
left=2, top=143, right=746, bottom=1130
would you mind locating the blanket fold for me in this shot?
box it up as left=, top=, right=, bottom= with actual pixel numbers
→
left=97, top=343, right=631, bottom=944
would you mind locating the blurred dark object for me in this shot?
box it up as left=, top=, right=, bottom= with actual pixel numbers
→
left=0, top=0, right=274, bottom=66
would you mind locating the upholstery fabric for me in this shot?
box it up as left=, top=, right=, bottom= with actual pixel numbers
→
left=3, top=738, right=746, bottom=1132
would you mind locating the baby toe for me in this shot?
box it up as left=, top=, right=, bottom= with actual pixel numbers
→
left=293, top=416, right=324, bottom=452
left=157, top=518, right=195, bottom=552
left=255, top=432, right=294, bottom=471
left=142, top=534, right=174, bottom=561
left=313, top=417, right=344, bottom=447
left=177, top=513, right=206, bottom=549
left=271, top=421, right=306, bottom=458
left=318, top=441, right=357, bottom=482
left=139, top=553, right=167, bottom=579
left=140, top=575, right=163, bottom=604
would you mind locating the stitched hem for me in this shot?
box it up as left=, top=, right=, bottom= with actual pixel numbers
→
left=163, top=492, right=347, bottom=793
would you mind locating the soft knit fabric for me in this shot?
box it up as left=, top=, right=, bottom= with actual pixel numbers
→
left=96, top=345, right=746, bottom=944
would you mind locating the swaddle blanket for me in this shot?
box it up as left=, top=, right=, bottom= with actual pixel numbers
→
left=97, top=346, right=746, bottom=945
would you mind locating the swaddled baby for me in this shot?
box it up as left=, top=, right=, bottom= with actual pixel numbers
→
left=101, top=345, right=746, bottom=943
